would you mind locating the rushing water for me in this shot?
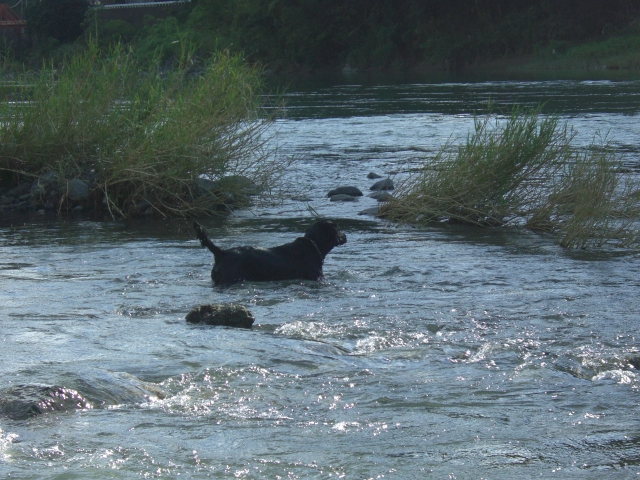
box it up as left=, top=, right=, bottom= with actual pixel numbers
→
left=1, top=79, right=640, bottom=478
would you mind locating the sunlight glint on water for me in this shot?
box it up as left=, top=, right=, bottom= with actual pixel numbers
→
left=1, top=79, right=639, bottom=478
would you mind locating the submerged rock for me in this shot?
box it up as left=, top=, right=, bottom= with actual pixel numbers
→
left=327, top=186, right=363, bottom=197
left=186, top=304, right=255, bottom=329
left=0, top=385, right=91, bottom=420
left=71, top=370, right=166, bottom=406
left=367, top=172, right=383, bottom=179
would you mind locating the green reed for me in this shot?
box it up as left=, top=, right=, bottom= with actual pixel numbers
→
left=381, top=108, right=571, bottom=226
left=0, top=42, right=282, bottom=217
left=527, top=146, right=639, bottom=249
left=380, top=108, right=639, bottom=249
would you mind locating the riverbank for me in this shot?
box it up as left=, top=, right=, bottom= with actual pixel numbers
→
left=468, top=33, right=640, bottom=77
left=262, top=32, right=640, bottom=83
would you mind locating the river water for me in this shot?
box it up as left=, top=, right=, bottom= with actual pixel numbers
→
left=1, top=78, right=639, bottom=478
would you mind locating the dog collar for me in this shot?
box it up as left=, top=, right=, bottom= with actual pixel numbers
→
left=306, top=238, right=323, bottom=260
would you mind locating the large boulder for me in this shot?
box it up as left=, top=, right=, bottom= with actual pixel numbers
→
left=186, top=304, right=255, bottom=329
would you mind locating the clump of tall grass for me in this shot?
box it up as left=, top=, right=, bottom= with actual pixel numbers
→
left=0, top=42, right=282, bottom=218
left=380, top=108, right=640, bottom=249
left=527, top=146, right=639, bottom=249
left=381, top=108, right=572, bottom=226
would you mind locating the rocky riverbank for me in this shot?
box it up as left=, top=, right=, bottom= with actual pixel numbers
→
left=0, top=173, right=261, bottom=220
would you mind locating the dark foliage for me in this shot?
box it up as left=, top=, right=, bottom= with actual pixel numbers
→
left=25, top=0, right=88, bottom=44
left=11, top=0, right=640, bottom=70
left=182, top=0, right=640, bottom=70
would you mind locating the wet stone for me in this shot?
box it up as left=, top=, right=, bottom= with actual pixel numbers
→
left=136, top=199, right=151, bottom=213
left=368, top=191, right=393, bottom=201
left=0, top=385, right=91, bottom=420
left=67, top=179, right=89, bottom=201
left=186, top=304, right=255, bottom=329
left=6, top=183, right=31, bottom=198
left=330, top=194, right=357, bottom=202
left=327, top=186, right=363, bottom=197
left=359, top=206, right=380, bottom=216
left=370, top=178, right=394, bottom=191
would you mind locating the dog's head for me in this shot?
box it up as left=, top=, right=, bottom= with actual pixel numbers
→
left=304, top=220, right=347, bottom=258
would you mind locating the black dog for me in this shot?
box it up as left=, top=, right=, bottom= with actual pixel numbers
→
left=194, top=220, right=347, bottom=285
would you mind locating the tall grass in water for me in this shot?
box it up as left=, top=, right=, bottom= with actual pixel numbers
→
left=0, top=43, right=281, bottom=217
left=381, top=109, right=572, bottom=226
left=381, top=108, right=639, bottom=249
left=527, top=146, right=639, bottom=249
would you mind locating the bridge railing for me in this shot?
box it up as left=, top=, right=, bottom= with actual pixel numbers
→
left=99, top=0, right=190, bottom=10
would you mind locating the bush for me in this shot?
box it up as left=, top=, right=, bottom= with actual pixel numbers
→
left=0, top=43, right=282, bottom=218
left=380, top=108, right=639, bottom=249
left=24, top=0, right=88, bottom=45
left=380, top=108, right=572, bottom=226
left=527, top=146, right=639, bottom=249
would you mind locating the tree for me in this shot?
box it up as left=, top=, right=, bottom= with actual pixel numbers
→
left=25, top=0, right=88, bottom=44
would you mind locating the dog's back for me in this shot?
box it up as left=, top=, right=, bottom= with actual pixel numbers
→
left=194, top=221, right=346, bottom=285
left=213, top=239, right=323, bottom=284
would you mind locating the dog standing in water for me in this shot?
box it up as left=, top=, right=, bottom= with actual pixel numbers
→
left=193, top=220, right=347, bottom=285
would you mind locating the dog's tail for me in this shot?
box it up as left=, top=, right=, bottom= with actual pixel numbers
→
left=193, top=221, right=224, bottom=258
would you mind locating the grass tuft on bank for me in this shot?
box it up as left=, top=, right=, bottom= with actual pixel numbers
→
left=380, top=108, right=640, bottom=250
left=0, top=43, right=282, bottom=218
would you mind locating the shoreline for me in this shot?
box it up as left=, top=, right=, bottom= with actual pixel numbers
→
left=265, top=42, right=640, bottom=85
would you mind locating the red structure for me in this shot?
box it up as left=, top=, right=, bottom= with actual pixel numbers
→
left=0, top=3, right=26, bottom=36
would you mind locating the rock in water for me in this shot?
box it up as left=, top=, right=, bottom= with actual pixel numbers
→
left=327, top=186, right=363, bottom=197
left=330, top=194, right=357, bottom=202
left=370, top=178, right=394, bottom=191
left=186, top=304, right=255, bottom=329
left=0, top=385, right=91, bottom=420
left=368, top=190, right=393, bottom=201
